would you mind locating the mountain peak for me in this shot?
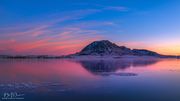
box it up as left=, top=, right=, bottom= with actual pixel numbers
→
left=94, top=40, right=109, bottom=42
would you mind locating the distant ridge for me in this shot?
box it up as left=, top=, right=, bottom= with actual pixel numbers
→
left=0, top=40, right=179, bottom=59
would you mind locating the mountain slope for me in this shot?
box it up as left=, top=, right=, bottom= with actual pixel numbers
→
left=132, top=49, right=161, bottom=56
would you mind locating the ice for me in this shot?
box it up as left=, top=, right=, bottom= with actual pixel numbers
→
left=0, top=82, right=69, bottom=93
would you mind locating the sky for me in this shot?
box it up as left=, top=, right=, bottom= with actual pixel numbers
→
left=0, top=0, right=180, bottom=55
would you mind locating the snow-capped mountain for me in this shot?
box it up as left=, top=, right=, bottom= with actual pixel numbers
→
left=75, top=40, right=161, bottom=56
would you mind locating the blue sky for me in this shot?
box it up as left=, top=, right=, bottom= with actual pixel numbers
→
left=0, top=0, right=180, bottom=55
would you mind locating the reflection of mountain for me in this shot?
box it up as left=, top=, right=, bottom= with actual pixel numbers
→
left=75, top=59, right=159, bottom=76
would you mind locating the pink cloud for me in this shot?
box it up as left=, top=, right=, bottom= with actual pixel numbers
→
left=0, top=25, right=103, bottom=55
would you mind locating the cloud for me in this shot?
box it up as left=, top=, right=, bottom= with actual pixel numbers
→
left=75, top=3, right=128, bottom=12
left=104, top=6, right=128, bottom=11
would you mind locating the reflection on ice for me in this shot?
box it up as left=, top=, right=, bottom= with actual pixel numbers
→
left=75, top=58, right=159, bottom=76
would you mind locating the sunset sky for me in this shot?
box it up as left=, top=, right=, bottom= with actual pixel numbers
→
left=0, top=0, right=180, bottom=55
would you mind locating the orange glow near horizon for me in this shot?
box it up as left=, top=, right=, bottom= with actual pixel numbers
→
left=120, top=41, right=180, bottom=56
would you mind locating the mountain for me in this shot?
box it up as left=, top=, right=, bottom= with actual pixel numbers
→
left=75, top=40, right=162, bottom=57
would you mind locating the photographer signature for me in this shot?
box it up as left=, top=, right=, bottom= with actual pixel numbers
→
left=1, top=92, right=24, bottom=100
